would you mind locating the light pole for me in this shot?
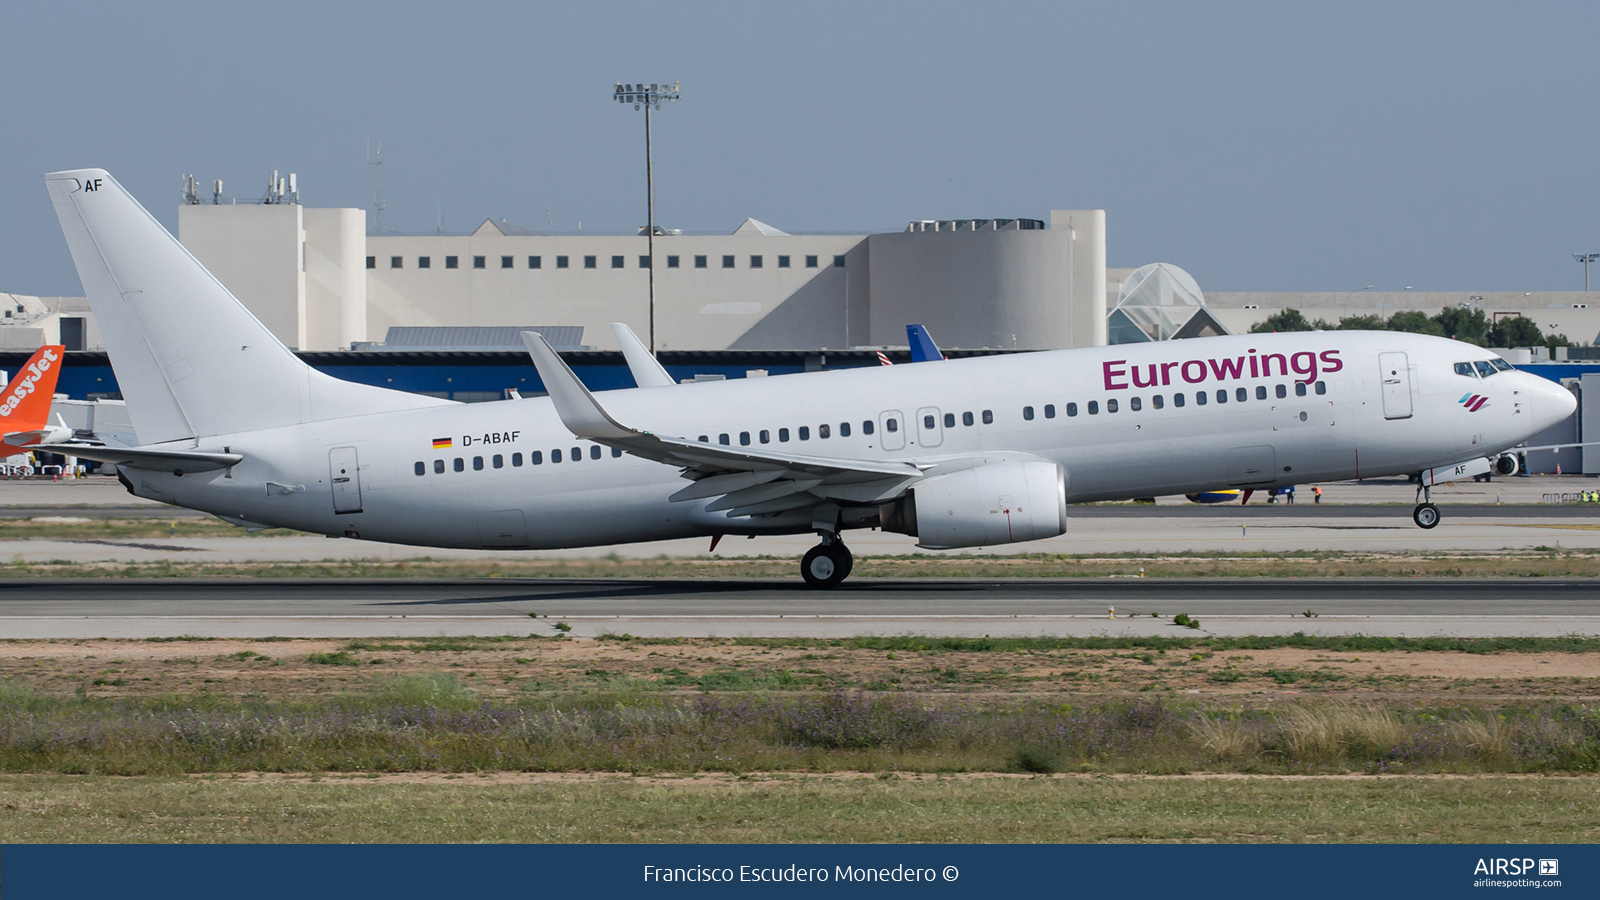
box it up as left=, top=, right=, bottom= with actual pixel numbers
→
left=1575, top=253, right=1600, bottom=291
left=614, top=81, right=681, bottom=356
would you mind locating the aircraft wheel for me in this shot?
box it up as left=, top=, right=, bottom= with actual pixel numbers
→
left=1412, top=503, right=1440, bottom=529
left=801, top=543, right=850, bottom=588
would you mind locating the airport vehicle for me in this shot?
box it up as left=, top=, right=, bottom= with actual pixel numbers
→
left=44, top=169, right=1578, bottom=586
left=0, top=344, right=73, bottom=455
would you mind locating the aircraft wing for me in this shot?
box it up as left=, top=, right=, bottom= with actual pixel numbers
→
left=523, top=332, right=922, bottom=516
left=1517, top=441, right=1600, bottom=453
left=50, top=442, right=241, bottom=473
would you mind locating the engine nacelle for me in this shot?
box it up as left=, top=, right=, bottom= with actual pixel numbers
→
left=880, top=461, right=1067, bottom=549
left=1493, top=454, right=1520, bottom=477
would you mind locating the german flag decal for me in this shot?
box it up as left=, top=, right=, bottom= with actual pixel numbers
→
left=432, top=437, right=452, bottom=449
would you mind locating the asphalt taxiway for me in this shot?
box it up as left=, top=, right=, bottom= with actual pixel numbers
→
left=2, top=577, right=1595, bottom=640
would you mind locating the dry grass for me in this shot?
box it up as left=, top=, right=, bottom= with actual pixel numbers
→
left=3, top=772, right=1598, bottom=843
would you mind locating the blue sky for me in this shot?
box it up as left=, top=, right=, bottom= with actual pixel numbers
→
left=3, top=1, right=1598, bottom=295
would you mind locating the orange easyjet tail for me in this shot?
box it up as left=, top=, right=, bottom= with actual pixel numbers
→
left=0, top=345, right=69, bottom=455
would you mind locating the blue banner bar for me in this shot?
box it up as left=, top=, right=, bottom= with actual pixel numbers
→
left=4, top=844, right=1593, bottom=898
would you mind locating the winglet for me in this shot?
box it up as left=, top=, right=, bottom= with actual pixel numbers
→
left=521, top=332, right=637, bottom=440
left=610, top=323, right=675, bottom=388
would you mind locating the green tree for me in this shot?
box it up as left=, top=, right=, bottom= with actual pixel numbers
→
left=1488, top=315, right=1543, bottom=348
left=1386, top=310, right=1445, bottom=336
left=1249, top=309, right=1315, bottom=333
left=1336, top=314, right=1389, bottom=330
left=1433, top=307, right=1491, bottom=345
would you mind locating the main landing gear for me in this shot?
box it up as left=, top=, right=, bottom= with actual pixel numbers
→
left=801, top=534, right=854, bottom=588
left=1413, top=481, right=1440, bottom=529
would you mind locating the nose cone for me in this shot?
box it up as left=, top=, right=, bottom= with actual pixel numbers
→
left=1526, top=373, right=1577, bottom=434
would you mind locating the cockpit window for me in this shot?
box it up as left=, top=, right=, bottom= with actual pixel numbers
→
left=1474, top=360, right=1497, bottom=378
left=1454, top=362, right=1477, bottom=377
left=1490, top=358, right=1514, bottom=372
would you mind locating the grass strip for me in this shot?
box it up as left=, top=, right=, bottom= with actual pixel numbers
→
left=2, top=679, right=1596, bottom=776
left=3, top=773, right=1596, bottom=843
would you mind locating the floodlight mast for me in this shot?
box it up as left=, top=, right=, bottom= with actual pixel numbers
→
left=1575, top=253, right=1600, bottom=291
left=614, top=81, right=682, bottom=357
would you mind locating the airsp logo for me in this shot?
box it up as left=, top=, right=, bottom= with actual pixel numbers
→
left=84, top=178, right=103, bottom=192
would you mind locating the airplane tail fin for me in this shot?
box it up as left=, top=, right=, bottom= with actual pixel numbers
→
left=44, top=169, right=446, bottom=445
left=0, top=345, right=65, bottom=429
left=907, top=324, right=945, bottom=362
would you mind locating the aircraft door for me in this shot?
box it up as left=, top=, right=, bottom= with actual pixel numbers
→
left=879, top=410, right=906, bottom=451
left=916, top=406, right=943, bottom=448
left=1379, top=352, right=1413, bottom=419
left=329, top=447, right=363, bottom=514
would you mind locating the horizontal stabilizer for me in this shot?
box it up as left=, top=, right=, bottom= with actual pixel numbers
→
left=51, top=442, right=241, bottom=473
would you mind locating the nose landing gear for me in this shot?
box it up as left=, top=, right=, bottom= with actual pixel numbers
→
left=801, top=534, right=853, bottom=588
left=1413, top=481, right=1440, bottom=529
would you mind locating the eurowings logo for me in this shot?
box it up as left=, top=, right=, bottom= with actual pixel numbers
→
left=1459, top=393, right=1489, bottom=412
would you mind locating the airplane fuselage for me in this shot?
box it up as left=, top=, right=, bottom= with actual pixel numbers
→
left=125, top=331, right=1562, bottom=550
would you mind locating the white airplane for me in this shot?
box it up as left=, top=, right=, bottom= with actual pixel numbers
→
left=44, top=169, right=1577, bottom=586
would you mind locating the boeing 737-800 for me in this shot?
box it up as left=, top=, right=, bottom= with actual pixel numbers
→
left=43, top=169, right=1577, bottom=586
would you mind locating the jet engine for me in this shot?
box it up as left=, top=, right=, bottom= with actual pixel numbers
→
left=1493, top=454, right=1520, bottom=477
left=880, top=461, right=1067, bottom=549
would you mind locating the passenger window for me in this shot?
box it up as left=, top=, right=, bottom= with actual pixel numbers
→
left=1153, top=395, right=1164, bottom=409
left=799, top=426, right=810, bottom=440
left=473, top=456, right=484, bottom=470
left=1295, top=382, right=1307, bottom=397
left=1023, top=406, right=1034, bottom=421
left=1216, top=390, right=1228, bottom=404
left=1315, top=381, right=1327, bottom=395
left=698, top=435, right=709, bottom=443
left=962, top=412, right=974, bottom=426
left=944, top=413, right=955, bottom=428
left=982, top=410, right=993, bottom=424
left=529, top=451, right=541, bottom=465
left=1474, top=360, right=1496, bottom=378
left=1129, top=397, right=1141, bottom=411
left=612, top=448, right=622, bottom=457
left=571, top=446, right=581, bottom=461
left=1088, top=401, right=1099, bottom=415
left=1454, top=362, right=1476, bottom=377
left=740, top=432, right=751, bottom=446
left=1066, top=402, right=1078, bottom=417
left=414, top=461, right=425, bottom=476
left=924, top=414, right=936, bottom=429
left=590, top=445, right=602, bottom=459
left=1275, top=384, right=1287, bottom=399
left=1237, top=388, right=1248, bottom=402
left=552, top=449, right=562, bottom=463
left=434, top=459, right=445, bottom=473
left=454, top=458, right=465, bottom=472
left=1196, top=391, right=1207, bottom=406
left=1108, top=398, right=1119, bottom=413
left=760, top=430, right=771, bottom=443
left=862, top=421, right=874, bottom=435
left=719, top=433, right=730, bottom=445
left=1256, top=386, right=1268, bottom=400
left=778, top=428, right=789, bottom=442
left=1044, top=404, right=1056, bottom=418
left=514, top=453, right=525, bottom=466
left=820, top=424, right=831, bottom=439
left=492, top=454, right=503, bottom=469
left=840, top=422, right=851, bottom=437
left=1174, top=393, right=1184, bottom=408
left=885, top=418, right=898, bottom=433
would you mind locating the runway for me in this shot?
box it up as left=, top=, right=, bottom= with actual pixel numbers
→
left=3, top=578, right=1596, bottom=640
